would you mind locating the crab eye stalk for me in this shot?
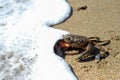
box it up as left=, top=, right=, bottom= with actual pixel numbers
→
left=66, top=37, right=71, bottom=41
left=80, top=40, right=84, bottom=43
left=63, top=35, right=72, bottom=41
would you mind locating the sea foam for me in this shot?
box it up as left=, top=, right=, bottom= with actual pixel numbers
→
left=0, top=0, right=77, bottom=80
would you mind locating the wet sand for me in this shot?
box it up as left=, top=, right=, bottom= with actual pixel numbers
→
left=54, top=0, right=120, bottom=80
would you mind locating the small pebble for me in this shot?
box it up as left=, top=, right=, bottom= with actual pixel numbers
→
left=77, top=6, right=87, bottom=11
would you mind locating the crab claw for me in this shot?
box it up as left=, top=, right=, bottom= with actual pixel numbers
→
left=54, top=39, right=70, bottom=57
left=61, top=40, right=70, bottom=49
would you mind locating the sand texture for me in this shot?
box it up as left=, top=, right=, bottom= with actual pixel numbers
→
left=54, top=0, right=120, bottom=80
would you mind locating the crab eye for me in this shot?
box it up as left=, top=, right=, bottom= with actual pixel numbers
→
left=79, top=40, right=84, bottom=43
left=66, top=37, right=71, bottom=41
left=81, top=40, right=84, bottom=42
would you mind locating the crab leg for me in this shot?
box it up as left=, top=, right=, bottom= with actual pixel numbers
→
left=94, top=44, right=109, bottom=63
left=76, top=43, right=94, bottom=62
left=89, top=37, right=110, bottom=45
left=95, top=40, right=110, bottom=46
left=88, top=37, right=100, bottom=41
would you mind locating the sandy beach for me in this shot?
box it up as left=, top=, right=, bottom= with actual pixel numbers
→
left=54, top=0, right=120, bottom=80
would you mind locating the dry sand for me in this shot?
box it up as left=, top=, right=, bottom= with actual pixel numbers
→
left=54, top=0, right=120, bottom=80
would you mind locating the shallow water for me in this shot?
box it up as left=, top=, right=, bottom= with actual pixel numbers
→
left=0, top=0, right=77, bottom=80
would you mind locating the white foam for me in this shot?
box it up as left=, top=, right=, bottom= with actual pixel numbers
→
left=0, top=0, right=78, bottom=80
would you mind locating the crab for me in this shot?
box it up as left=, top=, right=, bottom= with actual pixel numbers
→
left=54, top=34, right=110, bottom=62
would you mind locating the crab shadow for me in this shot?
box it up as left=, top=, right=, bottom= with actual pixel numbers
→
left=62, top=47, right=110, bottom=62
